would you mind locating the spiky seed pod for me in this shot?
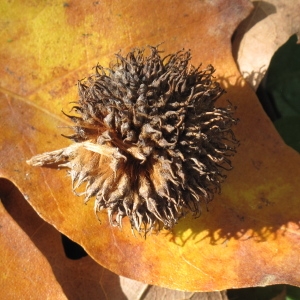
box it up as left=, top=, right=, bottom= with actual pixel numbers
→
left=27, top=46, right=238, bottom=234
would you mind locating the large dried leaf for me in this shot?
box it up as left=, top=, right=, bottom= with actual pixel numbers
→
left=233, top=0, right=300, bottom=89
left=119, top=275, right=229, bottom=300
left=0, top=183, right=67, bottom=299
left=1, top=0, right=300, bottom=292
left=0, top=179, right=128, bottom=299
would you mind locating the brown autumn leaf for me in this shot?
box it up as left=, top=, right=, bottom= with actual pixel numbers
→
left=0, top=183, right=67, bottom=299
left=0, top=179, right=128, bottom=300
left=233, top=0, right=300, bottom=89
left=1, top=0, right=300, bottom=293
left=119, top=275, right=229, bottom=300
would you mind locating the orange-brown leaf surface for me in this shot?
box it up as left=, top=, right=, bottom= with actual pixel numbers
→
left=1, top=0, right=300, bottom=293
left=0, top=180, right=128, bottom=299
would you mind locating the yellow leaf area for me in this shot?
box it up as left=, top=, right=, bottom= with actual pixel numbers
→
left=1, top=0, right=300, bottom=292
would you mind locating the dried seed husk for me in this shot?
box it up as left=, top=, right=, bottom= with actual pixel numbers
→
left=27, top=46, right=238, bottom=234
